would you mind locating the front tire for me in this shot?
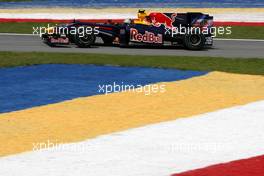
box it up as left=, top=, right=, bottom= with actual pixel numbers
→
left=74, top=27, right=96, bottom=48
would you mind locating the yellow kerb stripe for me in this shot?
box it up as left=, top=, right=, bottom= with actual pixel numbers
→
left=0, top=71, right=264, bottom=157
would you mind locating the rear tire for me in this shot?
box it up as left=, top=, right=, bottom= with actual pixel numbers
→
left=183, top=34, right=205, bottom=50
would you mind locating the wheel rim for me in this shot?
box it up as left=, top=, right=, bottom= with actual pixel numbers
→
left=79, top=34, right=94, bottom=44
left=189, top=35, right=201, bottom=46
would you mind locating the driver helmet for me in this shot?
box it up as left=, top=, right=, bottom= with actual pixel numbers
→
left=138, top=9, right=148, bottom=21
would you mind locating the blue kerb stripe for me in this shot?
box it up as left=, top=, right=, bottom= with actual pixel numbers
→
left=0, top=64, right=208, bottom=113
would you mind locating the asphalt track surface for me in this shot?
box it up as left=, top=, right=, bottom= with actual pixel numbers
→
left=0, top=34, right=263, bottom=58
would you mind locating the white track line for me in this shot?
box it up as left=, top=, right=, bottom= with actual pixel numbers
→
left=0, top=33, right=35, bottom=36
left=1, top=100, right=264, bottom=176
left=214, top=38, right=264, bottom=42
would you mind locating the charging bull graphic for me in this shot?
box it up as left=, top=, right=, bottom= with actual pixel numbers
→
left=149, top=13, right=177, bottom=29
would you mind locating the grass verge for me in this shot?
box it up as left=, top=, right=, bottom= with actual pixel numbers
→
left=0, top=22, right=58, bottom=34
left=0, top=51, right=264, bottom=75
left=0, top=22, right=264, bottom=39
left=217, top=26, right=264, bottom=39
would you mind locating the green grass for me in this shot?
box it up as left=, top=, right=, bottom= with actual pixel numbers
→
left=0, top=51, right=264, bottom=75
left=0, top=22, right=263, bottom=39
left=217, top=26, right=264, bottom=40
left=0, top=22, right=59, bottom=34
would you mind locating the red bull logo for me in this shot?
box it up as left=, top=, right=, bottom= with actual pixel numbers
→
left=149, top=13, right=177, bottom=29
left=130, top=28, right=163, bottom=44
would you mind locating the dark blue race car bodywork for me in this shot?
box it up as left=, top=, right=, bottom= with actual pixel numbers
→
left=42, top=12, right=214, bottom=50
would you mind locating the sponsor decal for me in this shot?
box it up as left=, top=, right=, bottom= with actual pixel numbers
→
left=130, top=28, right=163, bottom=44
left=150, top=13, right=177, bottom=29
left=50, top=37, right=69, bottom=44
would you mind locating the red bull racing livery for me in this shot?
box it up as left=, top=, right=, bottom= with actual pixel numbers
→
left=130, top=28, right=163, bottom=44
left=42, top=10, right=214, bottom=50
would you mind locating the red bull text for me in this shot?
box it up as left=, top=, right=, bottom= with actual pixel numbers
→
left=130, top=28, right=163, bottom=44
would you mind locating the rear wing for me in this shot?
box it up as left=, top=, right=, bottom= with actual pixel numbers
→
left=173, top=12, right=213, bottom=28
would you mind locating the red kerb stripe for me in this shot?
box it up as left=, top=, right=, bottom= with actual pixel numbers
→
left=171, top=155, right=264, bottom=176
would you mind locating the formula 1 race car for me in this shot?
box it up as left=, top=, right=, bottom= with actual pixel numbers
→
left=42, top=10, right=213, bottom=50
